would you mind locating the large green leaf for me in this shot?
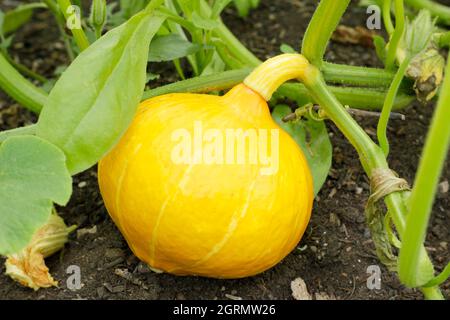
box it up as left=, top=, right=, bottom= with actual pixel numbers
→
left=0, top=136, right=72, bottom=255
left=36, top=11, right=165, bottom=175
left=148, top=34, right=203, bottom=62
left=2, top=3, right=46, bottom=35
left=272, top=105, right=332, bottom=196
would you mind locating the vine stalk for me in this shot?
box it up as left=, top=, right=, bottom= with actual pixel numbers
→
left=56, top=0, right=90, bottom=51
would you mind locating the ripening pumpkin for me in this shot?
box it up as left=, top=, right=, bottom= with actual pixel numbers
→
left=98, top=54, right=314, bottom=278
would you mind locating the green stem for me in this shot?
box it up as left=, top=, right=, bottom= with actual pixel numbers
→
left=184, top=15, right=400, bottom=89
left=277, top=83, right=413, bottom=111
left=302, top=65, right=443, bottom=300
left=163, top=0, right=198, bottom=76
left=43, top=0, right=64, bottom=20
left=437, top=31, right=450, bottom=48
left=0, top=49, right=47, bottom=83
left=143, top=68, right=252, bottom=99
left=322, top=62, right=396, bottom=88
left=383, top=0, right=395, bottom=34
left=142, top=68, right=414, bottom=111
left=157, top=7, right=196, bottom=34
left=202, top=0, right=396, bottom=90
left=213, top=23, right=261, bottom=67
left=301, top=0, right=351, bottom=67
left=385, top=0, right=405, bottom=70
left=405, top=0, right=450, bottom=25
left=0, top=52, right=46, bottom=113
left=420, top=286, right=446, bottom=300
left=398, top=54, right=450, bottom=289
left=424, top=263, right=450, bottom=288
left=303, top=66, right=384, bottom=171
left=56, top=0, right=90, bottom=51
left=42, top=0, right=75, bottom=60
left=0, top=125, right=37, bottom=143
left=199, top=0, right=260, bottom=67
left=377, top=57, right=410, bottom=157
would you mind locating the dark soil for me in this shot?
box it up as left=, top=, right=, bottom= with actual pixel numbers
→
left=0, top=0, right=449, bottom=300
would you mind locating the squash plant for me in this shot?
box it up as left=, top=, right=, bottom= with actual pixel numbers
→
left=0, top=0, right=448, bottom=299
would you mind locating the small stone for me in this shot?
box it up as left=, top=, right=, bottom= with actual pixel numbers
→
left=438, top=180, right=449, bottom=194
left=135, top=262, right=152, bottom=274
left=440, top=242, right=448, bottom=250
left=221, top=286, right=226, bottom=291
left=355, top=187, right=363, bottom=195
left=291, top=278, right=312, bottom=300
left=78, top=181, right=87, bottom=188
left=328, top=188, right=337, bottom=198
left=310, top=246, right=318, bottom=253
left=76, top=225, right=97, bottom=239
left=225, top=294, right=242, bottom=300
left=231, top=290, right=238, bottom=295
left=340, top=224, right=349, bottom=237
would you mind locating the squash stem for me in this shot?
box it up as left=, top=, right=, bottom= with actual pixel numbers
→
left=244, top=54, right=310, bottom=101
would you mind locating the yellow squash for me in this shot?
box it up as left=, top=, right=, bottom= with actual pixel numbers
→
left=98, top=54, right=314, bottom=279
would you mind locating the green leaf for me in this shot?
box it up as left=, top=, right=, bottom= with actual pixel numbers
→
left=177, top=0, right=201, bottom=16
left=280, top=43, right=297, bottom=54
left=200, top=51, right=226, bottom=76
left=0, top=125, right=37, bottom=143
left=272, top=105, right=332, bottom=196
left=0, top=135, right=72, bottom=255
left=149, top=34, right=202, bottom=62
left=191, top=11, right=220, bottom=30
left=211, top=0, right=233, bottom=18
left=402, top=10, right=436, bottom=59
left=119, top=0, right=148, bottom=20
left=2, top=3, right=46, bottom=35
left=373, top=35, right=387, bottom=63
left=36, top=11, right=166, bottom=175
left=0, top=35, right=13, bottom=51
left=232, top=0, right=260, bottom=17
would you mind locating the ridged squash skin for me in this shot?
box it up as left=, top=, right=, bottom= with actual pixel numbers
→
left=98, top=84, right=313, bottom=279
